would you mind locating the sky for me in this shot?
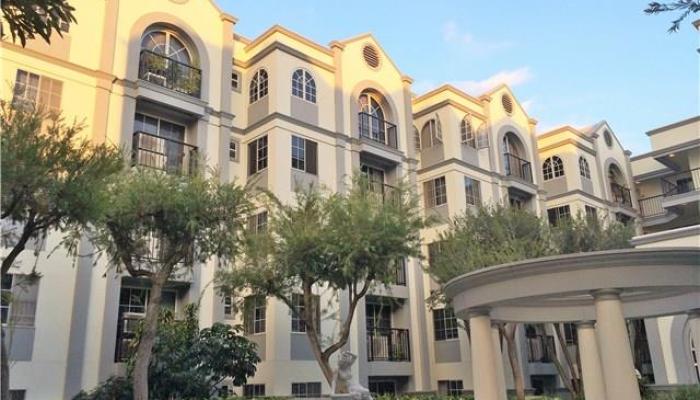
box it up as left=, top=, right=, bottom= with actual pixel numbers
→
left=219, top=1, right=698, bottom=155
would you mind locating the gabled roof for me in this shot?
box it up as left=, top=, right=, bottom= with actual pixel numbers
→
left=243, top=24, right=333, bottom=56
left=412, top=84, right=482, bottom=106
left=334, top=32, right=405, bottom=77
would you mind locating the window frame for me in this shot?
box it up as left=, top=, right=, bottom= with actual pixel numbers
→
left=420, top=118, right=443, bottom=149
left=542, top=156, right=565, bottom=181
left=248, top=135, right=268, bottom=175
left=438, top=380, right=464, bottom=396
left=244, top=295, right=266, bottom=335
left=223, top=296, right=233, bottom=318
left=249, top=69, right=269, bottom=104
left=433, top=307, right=459, bottom=341
left=291, top=382, right=322, bottom=398
left=460, top=116, right=476, bottom=148
left=464, top=176, right=481, bottom=206
left=229, top=139, right=238, bottom=162
left=579, top=156, right=591, bottom=179
left=12, top=69, right=63, bottom=112
left=291, top=293, right=320, bottom=333
left=291, top=69, right=317, bottom=103
left=231, top=70, right=240, bottom=92
left=424, top=176, right=447, bottom=208
left=1, top=274, right=13, bottom=324
left=547, top=205, right=571, bottom=226
left=243, top=384, right=265, bottom=398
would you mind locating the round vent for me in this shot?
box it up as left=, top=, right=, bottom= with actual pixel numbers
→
left=363, top=45, right=380, bottom=68
left=501, top=94, right=514, bottom=114
left=604, top=130, right=613, bottom=147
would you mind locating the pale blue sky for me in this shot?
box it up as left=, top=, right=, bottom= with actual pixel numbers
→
left=220, top=1, right=698, bottom=155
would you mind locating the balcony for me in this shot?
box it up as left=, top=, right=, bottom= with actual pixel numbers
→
left=638, top=194, right=665, bottom=218
left=138, top=50, right=201, bottom=98
left=610, top=182, right=633, bottom=208
left=638, top=168, right=700, bottom=219
left=393, top=258, right=407, bottom=286
left=367, top=328, right=410, bottom=362
left=358, top=112, right=398, bottom=149
left=503, top=153, right=533, bottom=183
left=527, top=334, right=556, bottom=363
left=132, top=131, right=198, bottom=175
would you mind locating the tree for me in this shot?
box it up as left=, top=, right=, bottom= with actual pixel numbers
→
left=1, top=0, right=76, bottom=46
left=92, top=168, right=251, bottom=400
left=427, top=206, right=633, bottom=400
left=645, top=1, right=700, bottom=32
left=73, top=304, right=259, bottom=400
left=217, top=177, right=425, bottom=391
left=0, top=101, right=123, bottom=400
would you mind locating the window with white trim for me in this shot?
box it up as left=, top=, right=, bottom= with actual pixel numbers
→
left=585, top=205, right=597, bottom=220
left=291, top=293, right=320, bottom=333
left=243, top=384, right=265, bottom=397
left=247, top=211, right=268, bottom=234
left=460, top=116, right=476, bottom=148
left=424, top=176, right=447, bottom=207
left=223, top=296, right=233, bottom=318
left=438, top=380, right=464, bottom=396
left=420, top=118, right=442, bottom=149
left=547, top=205, right=571, bottom=226
left=291, top=135, right=318, bottom=174
left=433, top=308, right=459, bottom=341
left=229, top=139, right=238, bottom=162
left=248, top=135, right=268, bottom=175
left=413, top=125, right=421, bottom=151
left=231, top=71, right=240, bottom=91
left=464, top=177, right=481, bottom=206
left=1, top=274, right=12, bottom=324
left=249, top=69, right=268, bottom=104
left=291, top=69, right=316, bottom=103
left=579, top=157, right=591, bottom=179
left=12, top=69, right=63, bottom=112
left=542, top=156, right=565, bottom=181
left=244, top=296, right=266, bottom=334
left=292, top=382, right=322, bottom=398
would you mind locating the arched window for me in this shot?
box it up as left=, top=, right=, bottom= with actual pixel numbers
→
left=460, top=116, right=475, bottom=148
left=358, top=92, right=386, bottom=141
left=542, top=156, right=564, bottom=181
left=250, top=69, right=269, bottom=104
left=420, top=117, right=442, bottom=149
left=502, top=132, right=523, bottom=157
left=291, top=69, right=316, bottom=103
left=141, top=30, right=192, bottom=65
left=413, top=125, right=421, bottom=151
left=579, top=157, right=591, bottom=179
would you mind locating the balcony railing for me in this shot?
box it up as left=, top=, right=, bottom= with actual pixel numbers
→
left=360, top=180, right=401, bottom=205
left=393, top=259, right=407, bottom=286
left=367, top=328, right=410, bottom=362
left=132, top=131, right=198, bottom=175
left=638, top=194, right=665, bottom=218
left=138, top=49, right=201, bottom=97
left=661, top=168, right=700, bottom=196
left=358, top=112, right=398, bottom=149
left=503, top=153, right=533, bottom=183
left=527, top=334, right=556, bottom=363
left=610, top=182, right=633, bottom=207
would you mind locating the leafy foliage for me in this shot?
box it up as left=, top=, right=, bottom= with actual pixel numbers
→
left=1, top=0, right=76, bottom=46
left=217, top=176, right=425, bottom=386
left=73, top=305, right=259, bottom=400
left=645, top=1, right=700, bottom=32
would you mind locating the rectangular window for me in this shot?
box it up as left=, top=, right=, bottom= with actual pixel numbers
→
left=585, top=205, right=597, bottom=220
left=1, top=274, right=12, bottom=324
left=223, top=296, right=233, bottom=318
left=291, top=293, right=320, bottom=333
left=247, top=211, right=268, bottom=234
left=547, top=205, right=571, bottom=226
left=433, top=307, right=459, bottom=341
left=243, top=384, right=265, bottom=398
left=231, top=71, right=240, bottom=91
left=248, top=135, right=268, bottom=175
left=244, top=296, right=266, bottom=334
left=563, top=323, right=578, bottom=345
left=291, top=382, right=322, bottom=398
left=229, top=139, right=238, bottom=162
left=12, top=69, right=63, bottom=112
left=291, top=135, right=318, bottom=175
left=438, top=380, right=464, bottom=396
left=427, top=242, right=442, bottom=269
left=464, top=177, right=482, bottom=206
left=116, top=286, right=176, bottom=361
left=424, top=176, right=447, bottom=208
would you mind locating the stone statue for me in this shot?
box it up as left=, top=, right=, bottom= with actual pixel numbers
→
left=333, top=351, right=373, bottom=400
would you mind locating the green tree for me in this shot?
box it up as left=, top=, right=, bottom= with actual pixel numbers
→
left=427, top=206, right=634, bottom=400
left=217, top=177, right=425, bottom=391
left=0, top=101, right=123, bottom=399
left=1, top=0, right=76, bottom=46
left=73, top=304, right=259, bottom=400
left=93, top=169, right=251, bottom=400
left=645, top=1, right=700, bottom=32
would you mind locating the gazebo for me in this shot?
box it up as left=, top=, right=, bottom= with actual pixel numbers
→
left=444, top=247, right=700, bottom=400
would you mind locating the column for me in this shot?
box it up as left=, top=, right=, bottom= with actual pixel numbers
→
left=469, top=309, right=506, bottom=400
left=576, top=321, right=607, bottom=400
left=491, top=324, right=508, bottom=400
left=593, top=289, right=641, bottom=400
left=688, top=309, right=700, bottom=382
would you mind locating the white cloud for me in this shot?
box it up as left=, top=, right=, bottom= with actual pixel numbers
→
left=414, top=67, right=533, bottom=97
left=441, top=20, right=512, bottom=55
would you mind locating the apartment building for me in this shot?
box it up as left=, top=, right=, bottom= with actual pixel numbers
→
left=2, top=1, right=693, bottom=399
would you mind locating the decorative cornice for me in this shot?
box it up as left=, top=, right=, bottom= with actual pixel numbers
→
left=235, top=41, right=335, bottom=72
left=538, top=138, right=596, bottom=156
left=413, top=99, right=487, bottom=121
left=244, top=24, right=333, bottom=56
left=412, top=84, right=482, bottom=107
left=630, top=224, right=700, bottom=246
left=537, top=125, right=593, bottom=143
left=630, top=138, right=700, bottom=162
left=1, top=41, right=115, bottom=80
left=645, top=115, right=700, bottom=136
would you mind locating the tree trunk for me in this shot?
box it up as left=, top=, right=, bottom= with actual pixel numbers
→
left=552, top=323, right=582, bottom=397
left=132, top=270, right=169, bottom=400
left=502, top=323, right=525, bottom=400
left=1, top=326, right=9, bottom=400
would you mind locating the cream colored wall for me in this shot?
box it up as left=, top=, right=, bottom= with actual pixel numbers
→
left=648, top=119, right=700, bottom=150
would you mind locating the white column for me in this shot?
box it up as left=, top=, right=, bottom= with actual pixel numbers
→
left=491, top=324, right=508, bottom=400
left=469, top=309, right=506, bottom=400
left=576, top=321, right=607, bottom=400
left=593, top=289, right=641, bottom=400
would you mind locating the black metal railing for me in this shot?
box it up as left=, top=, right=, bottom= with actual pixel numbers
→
left=360, top=180, right=401, bottom=205
left=638, top=194, right=665, bottom=218
left=527, top=335, right=556, bottom=363
left=358, top=112, right=398, bottom=149
left=503, top=153, right=533, bottom=183
left=367, top=328, right=410, bottom=362
left=132, top=131, right=198, bottom=175
left=660, top=168, right=700, bottom=196
left=610, top=182, right=633, bottom=207
left=393, top=258, right=407, bottom=286
left=138, top=49, right=202, bottom=97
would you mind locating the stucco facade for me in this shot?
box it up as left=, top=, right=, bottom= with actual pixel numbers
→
left=0, top=1, right=695, bottom=399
